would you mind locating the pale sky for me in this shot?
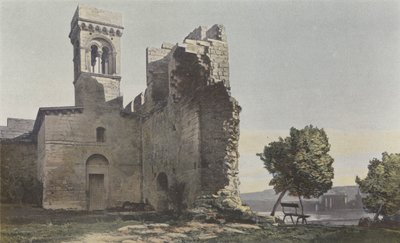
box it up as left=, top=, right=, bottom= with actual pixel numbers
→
left=1, top=0, right=399, bottom=193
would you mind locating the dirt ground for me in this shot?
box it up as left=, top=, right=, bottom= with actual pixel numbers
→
left=1, top=204, right=400, bottom=243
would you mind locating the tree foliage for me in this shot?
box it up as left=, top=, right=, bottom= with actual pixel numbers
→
left=257, top=125, right=334, bottom=215
left=0, top=163, right=42, bottom=205
left=356, top=152, right=400, bottom=219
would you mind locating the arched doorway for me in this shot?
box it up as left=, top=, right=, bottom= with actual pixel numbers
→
left=86, top=154, right=109, bottom=211
left=156, top=172, right=169, bottom=211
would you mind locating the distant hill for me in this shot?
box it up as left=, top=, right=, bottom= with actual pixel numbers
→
left=240, top=185, right=361, bottom=213
left=241, top=185, right=360, bottom=201
left=240, top=189, right=278, bottom=201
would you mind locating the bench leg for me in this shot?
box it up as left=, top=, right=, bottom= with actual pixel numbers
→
left=283, top=215, right=286, bottom=223
left=296, top=217, right=300, bottom=225
left=290, top=215, right=295, bottom=224
left=297, top=217, right=307, bottom=224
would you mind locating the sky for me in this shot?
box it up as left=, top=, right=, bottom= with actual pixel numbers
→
left=1, top=0, right=399, bottom=193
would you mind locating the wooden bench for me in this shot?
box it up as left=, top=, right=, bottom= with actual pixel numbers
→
left=281, top=202, right=310, bottom=224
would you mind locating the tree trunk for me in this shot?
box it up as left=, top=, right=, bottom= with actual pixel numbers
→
left=270, top=190, right=287, bottom=216
left=374, top=203, right=383, bottom=221
left=298, top=196, right=304, bottom=215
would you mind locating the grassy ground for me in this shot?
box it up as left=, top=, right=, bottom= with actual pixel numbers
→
left=210, top=225, right=400, bottom=243
left=1, top=219, right=137, bottom=242
left=1, top=204, right=399, bottom=242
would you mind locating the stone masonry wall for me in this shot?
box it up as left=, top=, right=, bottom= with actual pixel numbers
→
left=206, top=38, right=230, bottom=87
left=0, top=118, right=35, bottom=139
left=39, top=106, right=141, bottom=210
left=145, top=45, right=173, bottom=106
left=37, top=121, right=45, bottom=182
left=74, top=74, right=121, bottom=107
left=140, top=24, right=246, bottom=213
left=199, top=84, right=240, bottom=195
left=141, top=96, right=202, bottom=210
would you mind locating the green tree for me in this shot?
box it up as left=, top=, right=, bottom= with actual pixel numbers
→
left=257, top=125, right=334, bottom=216
left=356, top=152, right=400, bottom=221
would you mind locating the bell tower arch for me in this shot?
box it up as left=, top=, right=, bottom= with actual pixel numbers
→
left=69, top=5, right=123, bottom=107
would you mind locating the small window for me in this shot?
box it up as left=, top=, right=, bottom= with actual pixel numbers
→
left=96, top=127, right=106, bottom=142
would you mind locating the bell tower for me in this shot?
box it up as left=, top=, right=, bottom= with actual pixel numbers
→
left=69, top=5, right=123, bottom=107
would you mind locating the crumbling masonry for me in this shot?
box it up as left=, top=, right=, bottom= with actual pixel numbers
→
left=0, top=5, right=249, bottom=215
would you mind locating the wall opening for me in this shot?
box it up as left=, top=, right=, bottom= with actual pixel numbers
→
left=101, top=47, right=110, bottom=74
left=91, top=45, right=99, bottom=73
left=86, top=154, right=109, bottom=211
left=96, top=127, right=106, bottom=142
left=88, top=173, right=105, bottom=211
left=88, top=38, right=114, bottom=75
left=157, top=172, right=168, bottom=191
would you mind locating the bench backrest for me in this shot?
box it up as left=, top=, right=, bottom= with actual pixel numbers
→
left=281, top=202, right=299, bottom=214
left=281, top=203, right=299, bottom=208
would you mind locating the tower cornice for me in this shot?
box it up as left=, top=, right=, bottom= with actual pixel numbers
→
left=69, top=19, right=123, bottom=42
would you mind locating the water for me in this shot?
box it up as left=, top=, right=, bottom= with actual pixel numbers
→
left=257, top=209, right=374, bottom=225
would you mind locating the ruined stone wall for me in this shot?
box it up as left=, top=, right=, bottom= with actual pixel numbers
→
left=145, top=45, right=173, bottom=106
left=141, top=96, right=202, bottom=210
left=206, top=38, right=229, bottom=87
left=170, top=24, right=240, bottom=198
left=199, top=85, right=241, bottom=199
left=140, top=24, right=244, bottom=212
left=38, top=106, right=141, bottom=210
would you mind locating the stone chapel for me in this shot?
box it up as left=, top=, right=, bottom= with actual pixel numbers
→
left=0, top=5, right=244, bottom=212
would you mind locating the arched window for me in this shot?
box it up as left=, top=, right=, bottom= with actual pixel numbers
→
left=96, top=127, right=106, bottom=142
left=91, top=45, right=99, bottom=73
left=101, top=47, right=109, bottom=74
left=88, top=39, right=114, bottom=75
left=157, top=173, right=168, bottom=191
